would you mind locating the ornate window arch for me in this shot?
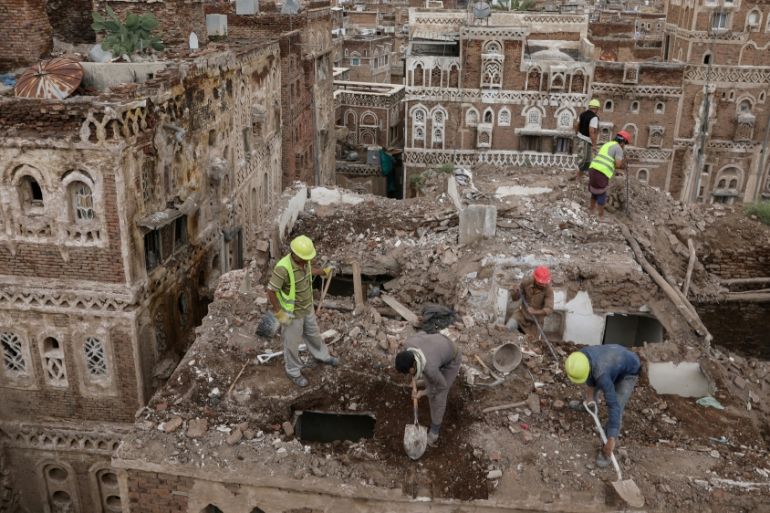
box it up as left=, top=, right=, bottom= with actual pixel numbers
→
left=483, top=107, right=494, bottom=124
left=410, top=104, right=428, bottom=147
left=430, top=65, right=442, bottom=87
left=411, top=61, right=425, bottom=87
left=556, top=108, right=573, bottom=130
left=465, top=107, right=479, bottom=127
left=716, top=166, right=743, bottom=190
left=483, top=40, right=502, bottom=55
left=524, top=107, right=543, bottom=128
left=746, top=9, right=761, bottom=31
left=40, top=336, right=67, bottom=388
left=498, top=107, right=511, bottom=126
left=344, top=110, right=357, bottom=128
left=1, top=331, right=31, bottom=383
left=737, top=97, right=753, bottom=113
left=481, top=61, right=503, bottom=89
left=430, top=107, right=447, bottom=149
left=360, top=111, right=378, bottom=127
left=526, top=66, right=542, bottom=91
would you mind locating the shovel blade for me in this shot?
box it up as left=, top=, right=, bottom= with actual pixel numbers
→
left=403, top=423, right=428, bottom=460
left=612, top=479, right=645, bottom=508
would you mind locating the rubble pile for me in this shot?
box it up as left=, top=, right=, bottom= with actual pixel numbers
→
left=120, top=169, right=770, bottom=512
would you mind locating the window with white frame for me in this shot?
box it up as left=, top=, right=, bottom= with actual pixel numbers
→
left=431, top=108, right=446, bottom=148
left=738, top=99, right=752, bottom=113
left=1, top=331, right=27, bottom=377
left=747, top=10, right=761, bottom=30
left=630, top=101, right=640, bottom=113
left=412, top=107, right=427, bottom=146
left=604, top=100, right=614, bottom=112
left=466, top=108, right=479, bottom=126
left=498, top=108, right=511, bottom=126
left=637, top=168, right=649, bottom=183
left=70, top=182, right=95, bottom=222
left=481, top=61, right=503, bottom=89
left=42, top=337, right=67, bottom=387
left=557, top=110, right=572, bottom=130
left=84, top=337, right=107, bottom=377
left=711, top=12, right=729, bottom=30
left=483, top=108, right=494, bottom=124
left=655, top=102, right=665, bottom=114
left=350, top=52, right=360, bottom=66
left=526, top=108, right=542, bottom=128
left=432, top=127, right=444, bottom=145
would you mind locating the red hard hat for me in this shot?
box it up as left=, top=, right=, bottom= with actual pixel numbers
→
left=616, top=130, right=632, bottom=143
left=533, top=266, right=551, bottom=285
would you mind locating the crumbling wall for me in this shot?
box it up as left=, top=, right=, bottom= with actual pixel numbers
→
left=0, top=0, right=53, bottom=71
left=46, top=0, right=95, bottom=44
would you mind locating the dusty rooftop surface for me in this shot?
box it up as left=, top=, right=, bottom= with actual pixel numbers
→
left=117, top=169, right=770, bottom=513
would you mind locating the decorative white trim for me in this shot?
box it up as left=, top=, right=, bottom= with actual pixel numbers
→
left=0, top=422, right=127, bottom=455
left=405, top=87, right=587, bottom=107
left=404, top=149, right=578, bottom=169
left=590, top=82, right=683, bottom=97
left=684, top=65, right=770, bottom=84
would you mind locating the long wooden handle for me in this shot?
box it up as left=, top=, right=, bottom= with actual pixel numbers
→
left=412, top=378, right=419, bottom=424
left=316, top=272, right=334, bottom=314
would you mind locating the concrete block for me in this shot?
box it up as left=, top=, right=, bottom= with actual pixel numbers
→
left=236, top=0, right=259, bottom=15
left=206, top=14, right=228, bottom=36
left=459, top=204, right=496, bottom=245
left=80, top=62, right=168, bottom=91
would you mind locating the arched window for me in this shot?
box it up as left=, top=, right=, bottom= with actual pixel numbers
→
left=718, top=178, right=727, bottom=189
left=630, top=101, right=640, bottom=113
left=526, top=108, right=541, bottom=127
left=96, top=469, right=122, bottom=513
left=481, top=61, right=502, bottom=88
left=729, top=178, right=738, bottom=188
left=350, top=52, right=360, bottom=66
left=703, top=53, right=711, bottom=65
left=637, top=168, right=649, bottom=183
left=622, top=124, right=637, bottom=145
left=345, top=110, right=356, bottom=127
left=604, top=100, right=614, bottom=112
left=557, top=110, right=572, bottom=130
left=413, top=63, right=424, bottom=87
left=655, top=102, right=665, bottom=114
left=483, top=108, right=494, bottom=124
left=738, top=99, right=752, bottom=113
left=42, top=337, right=67, bottom=387
left=746, top=9, right=761, bottom=30
left=431, top=66, right=442, bottom=87
left=498, top=108, right=511, bottom=126
left=361, top=112, right=377, bottom=126
left=466, top=107, right=479, bottom=126
left=432, top=128, right=444, bottom=145
left=69, top=181, right=95, bottom=222
left=84, top=337, right=107, bottom=377
left=484, top=40, right=502, bottom=54
left=411, top=106, right=427, bottom=147
left=19, top=175, right=44, bottom=212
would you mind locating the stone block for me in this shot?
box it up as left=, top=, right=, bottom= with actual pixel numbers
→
left=206, top=14, right=228, bottom=37
left=236, top=0, right=259, bottom=15
left=459, top=204, right=497, bottom=245
left=80, top=62, right=168, bottom=91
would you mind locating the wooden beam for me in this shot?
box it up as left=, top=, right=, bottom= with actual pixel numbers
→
left=682, top=238, right=696, bottom=298
left=351, top=261, right=364, bottom=312
left=381, top=294, right=419, bottom=324
left=618, top=223, right=712, bottom=345
left=720, top=277, right=770, bottom=286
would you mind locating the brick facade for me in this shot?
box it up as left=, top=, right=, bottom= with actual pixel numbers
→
left=93, top=0, right=207, bottom=46
left=0, top=0, right=53, bottom=71
left=46, top=0, right=95, bottom=44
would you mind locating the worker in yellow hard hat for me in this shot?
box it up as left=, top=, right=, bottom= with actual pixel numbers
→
left=572, top=98, right=601, bottom=181
left=565, top=345, right=641, bottom=467
left=266, top=235, right=337, bottom=387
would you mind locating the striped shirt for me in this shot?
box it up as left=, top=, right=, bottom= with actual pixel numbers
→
left=268, top=257, right=314, bottom=315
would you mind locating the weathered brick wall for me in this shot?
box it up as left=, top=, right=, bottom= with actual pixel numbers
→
left=5, top=446, right=115, bottom=513
left=700, top=222, right=770, bottom=279
left=0, top=316, right=140, bottom=422
left=93, top=0, right=206, bottom=46
left=0, top=0, right=53, bottom=71
left=46, top=0, right=95, bottom=44
left=127, top=471, right=192, bottom=512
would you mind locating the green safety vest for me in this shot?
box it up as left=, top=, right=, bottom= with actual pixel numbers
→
left=589, top=141, right=619, bottom=179
left=274, top=254, right=310, bottom=313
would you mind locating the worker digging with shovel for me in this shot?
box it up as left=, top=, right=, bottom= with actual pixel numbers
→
left=395, top=332, right=462, bottom=455
left=564, top=345, right=645, bottom=507
left=506, top=266, right=554, bottom=340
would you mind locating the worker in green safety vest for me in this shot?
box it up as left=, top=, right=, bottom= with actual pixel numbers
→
left=266, top=235, right=338, bottom=387
left=587, top=130, right=630, bottom=221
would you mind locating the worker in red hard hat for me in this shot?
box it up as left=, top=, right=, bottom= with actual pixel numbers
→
left=587, top=130, right=630, bottom=221
left=506, top=266, right=554, bottom=338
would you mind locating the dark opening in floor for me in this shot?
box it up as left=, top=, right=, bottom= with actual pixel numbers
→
left=602, top=313, right=664, bottom=347
left=314, top=273, right=394, bottom=298
left=295, top=411, right=376, bottom=443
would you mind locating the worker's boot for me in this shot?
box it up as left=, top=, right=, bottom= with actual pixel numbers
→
left=427, top=431, right=439, bottom=447
left=289, top=374, right=309, bottom=387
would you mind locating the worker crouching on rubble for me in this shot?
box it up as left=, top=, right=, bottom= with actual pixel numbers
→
left=565, top=345, right=641, bottom=467
left=266, top=235, right=339, bottom=388
left=506, top=266, right=554, bottom=337
left=395, top=333, right=462, bottom=446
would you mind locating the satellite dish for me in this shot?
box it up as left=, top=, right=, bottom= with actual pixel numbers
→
left=473, top=1, right=491, bottom=19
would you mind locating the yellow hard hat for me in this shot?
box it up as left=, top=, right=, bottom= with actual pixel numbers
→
left=290, top=235, right=316, bottom=261
left=565, top=351, right=590, bottom=384
left=589, top=98, right=601, bottom=108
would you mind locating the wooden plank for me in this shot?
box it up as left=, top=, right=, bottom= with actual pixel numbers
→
left=682, top=238, right=696, bottom=298
left=352, top=261, right=365, bottom=311
left=381, top=294, right=419, bottom=324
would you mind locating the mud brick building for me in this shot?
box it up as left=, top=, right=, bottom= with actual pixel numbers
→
left=0, top=41, right=283, bottom=513
left=0, top=0, right=53, bottom=70
left=336, top=80, right=405, bottom=148
left=341, top=33, right=394, bottom=82
left=403, top=4, right=770, bottom=203
left=205, top=1, right=337, bottom=188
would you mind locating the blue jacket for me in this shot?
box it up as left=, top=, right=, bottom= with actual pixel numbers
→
left=580, top=344, right=641, bottom=438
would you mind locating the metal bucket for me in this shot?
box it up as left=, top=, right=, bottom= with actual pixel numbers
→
left=492, top=342, right=522, bottom=373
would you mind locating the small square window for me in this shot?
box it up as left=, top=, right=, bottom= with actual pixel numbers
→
left=604, top=100, right=614, bottom=112
left=655, top=102, right=665, bottom=114
left=630, top=101, right=640, bottom=113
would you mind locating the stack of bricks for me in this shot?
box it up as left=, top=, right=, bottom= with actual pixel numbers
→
left=0, top=0, right=53, bottom=71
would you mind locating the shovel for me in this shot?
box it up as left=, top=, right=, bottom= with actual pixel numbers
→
left=584, top=401, right=645, bottom=508
left=403, top=378, right=428, bottom=460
